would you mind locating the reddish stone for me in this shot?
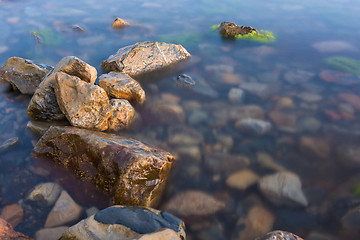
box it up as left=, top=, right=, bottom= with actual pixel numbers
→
left=0, top=203, right=23, bottom=228
left=338, top=93, right=360, bottom=111
left=0, top=217, right=32, bottom=239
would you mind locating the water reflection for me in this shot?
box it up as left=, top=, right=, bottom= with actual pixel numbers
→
left=1, top=0, right=360, bottom=239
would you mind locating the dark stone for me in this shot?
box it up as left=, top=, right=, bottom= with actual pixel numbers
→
left=94, top=206, right=183, bottom=234
left=32, top=126, right=175, bottom=207
left=218, top=22, right=258, bottom=38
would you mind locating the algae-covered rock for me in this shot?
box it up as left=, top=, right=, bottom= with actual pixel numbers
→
left=101, top=41, right=191, bottom=76
left=32, top=126, right=175, bottom=207
left=324, top=56, right=360, bottom=75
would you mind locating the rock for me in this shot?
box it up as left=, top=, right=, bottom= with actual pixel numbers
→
left=111, top=17, right=129, bottom=29
left=235, top=118, right=272, bottom=135
left=312, top=40, right=358, bottom=53
left=26, top=120, right=69, bottom=136
left=0, top=217, right=32, bottom=239
left=213, top=134, right=233, bottom=152
left=26, top=182, right=63, bottom=206
left=32, top=126, right=175, bottom=207
left=296, top=92, right=322, bottom=102
left=59, top=205, right=185, bottom=240
left=204, top=152, right=250, bottom=175
left=218, top=22, right=257, bottom=38
left=232, top=205, right=275, bottom=240
left=336, top=144, right=360, bottom=167
left=168, top=128, right=204, bottom=146
left=275, top=97, right=294, bottom=109
left=257, top=230, right=304, bottom=240
left=239, top=82, right=274, bottom=99
left=101, top=41, right=191, bottom=76
left=257, top=152, right=286, bottom=172
left=0, top=137, right=19, bottom=152
left=296, top=117, right=321, bottom=133
left=148, top=100, right=186, bottom=125
left=174, top=73, right=196, bottom=87
left=228, top=88, right=244, bottom=103
left=229, top=105, right=265, bottom=122
left=284, top=69, right=315, bottom=84
left=299, top=136, right=330, bottom=159
left=107, top=99, right=134, bottom=131
left=0, top=203, right=23, bottom=228
left=85, top=207, right=99, bottom=217
left=27, top=56, right=97, bottom=121
left=341, top=206, right=360, bottom=230
left=35, top=226, right=69, bottom=240
left=319, top=69, right=360, bottom=85
left=338, top=93, right=360, bottom=111
left=98, top=72, right=145, bottom=104
left=188, top=110, right=208, bottom=125
left=189, top=77, right=219, bottom=98
left=45, top=190, right=83, bottom=228
left=226, top=169, right=259, bottom=191
left=268, top=110, right=297, bottom=133
left=0, top=57, right=52, bottom=94
left=54, top=72, right=113, bottom=131
left=163, top=190, right=225, bottom=217
left=258, top=171, right=308, bottom=207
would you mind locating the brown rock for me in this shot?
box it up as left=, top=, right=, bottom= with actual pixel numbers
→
left=101, top=41, right=191, bottom=76
left=0, top=203, right=23, bottom=228
left=0, top=57, right=52, bottom=94
left=299, top=136, right=330, bottom=159
left=32, top=126, right=175, bottom=207
left=148, top=100, right=186, bottom=125
left=107, top=99, right=134, bottom=131
left=0, top=218, right=32, bottom=239
left=45, top=190, right=83, bottom=228
left=218, top=22, right=257, bottom=38
left=269, top=110, right=297, bottom=133
left=27, top=56, right=97, bottom=121
left=54, top=72, right=113, bottom=131
left=163, top=190, right=225, bottom=217
left=226, top=169, right=259, bottom=191
left=338, top=93, right=360, bottom=111
left=98, top=72, right=145, bottom=104
left=111, top=17, right=129, bottom=29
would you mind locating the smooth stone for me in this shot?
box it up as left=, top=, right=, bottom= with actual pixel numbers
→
left=258, top=171, right=308, bottom=207
left=232, top=205, right=275, bottom=240
left=98, top=72, right=145, bottom=104
left=148, top=100, right=186, bottom=125
left=239, top=82, right=274, bottom=99
left=235, top=118, right=272, bottom=135
left=101, top=41, right=190, bottom=76
left=163, top=190, right=225, bottom=217
left=226, top=169, right=259, bottom=191
left=0, top=218, right=32, bottom=239
left=306, top=231, right=337, bottom=240
left=176, top=145, right=202, bottom=162
left=228, top=88, right=244, bottom=103
left=26, top=182, right=63, bottom=206
left=32, top=126, right=175, bottom=207
left=59, top=205, right=185, bottom=240
left=230, top=105, right=265, bottom=121
left=26, top=120, right=69, bottom=136
left=168, top=129, right=204, bottom=146
left=204, top=152, right=250, bottom=175
left=284, top=69, right=315, bottom=84
left=107, top=99, right=134, bottom=132
left=296, top=117, right=321, bottom=133
left=269, top=110, right=297, bottom=133
left=0, top=203, right=23, bottom=228
left=188, top=110, right=208, bottom=125
left=45, top=190, right=83, bottom=228
left=111, top=17, right=129, bottom=29
left=257, top=230, right=304, bottom=240
left=86, top=207, right=99, bottom=217
left=312, top=40, right=358, bottom=53
left=275, top=97, right=294, bottom=109
left=299, top=136, right=330, bottom=159
left=189, top=77, right=219, bottom=98
left=297, top=92, right=322, bottom=102
left=257, top=152, right=286, bottom=172
left=35, top=226, right=69, bottom=240
left=0, top=137, right=19, bottom=152
left=54, top=72, right=113, bottom=131
left=0, top=57, right=52, bottom=94
left=222, top=73, right=244, bottom=85
left=338, top=93, right=360, bottom=111
left=336, top=144, right=360, bottom=167
left=27, top=56, right=97, bottom=121
left=213, top=134, right=233, bottom=152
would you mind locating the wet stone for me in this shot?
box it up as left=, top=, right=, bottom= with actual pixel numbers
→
left=226, top=169, right=259, bottom=191
left=257, top=230, right=304, bottom=240
left=235, top=118, right=272, bottom=136
left=284, top=69, right=315, bottom=84
left=111, top=17, right=129, bottom=29
left=174, top=73, right=196, bottom=87
left=0, top=137, right=19, bottom=152
left=239, top=82, right=274, bottom=99
left=0, top=203, right=23, bottom=228
left=0, top=218, right=32, bottom=240
left=218, top=22, right=257, bottom=38
left=228, top=87, right=244, bottom=103
left=0, top=57, right=53, bottom=94
left=299, top=136, right=330, bottom=159
left=35, top=226, right=69, bottom=240
left=107, top=99, right=135, bottom=132
left=26, top=182, right=63, bottom=206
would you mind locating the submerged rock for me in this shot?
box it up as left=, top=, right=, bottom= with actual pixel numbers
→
left=60, top=205, right=185, bottom=240
left=174, top=73, right=196, bottom=87
left=0, top=57, right=52, bottom=94
left=111, top=17, right=129, bottom=29
left=235, top=118, right=272, bottom=135
left=256, top=230, right=304, bottom=240
left=0, top=203, right=23, bottom=228
left=101, top=41, right=191, bottom=76
left=218, top=22, right=257, bottom=38
left=54, top=72, right=113, bottom=131
left=258, top=171, right=308, bottom=207
left=27, top=182, right=63, bottom=206
left=226, top=169, right=259, bottom=191
left=27, top=56, right=97, bottom=121
left=32, top=126, right=175, bottom=207
left=0, top=137, right=19, bottom=152
left=98, top=72, right=145, bottom=104
left=35, top=226, right=69, bottom=240
left=0, top=217, right=32, bottom=239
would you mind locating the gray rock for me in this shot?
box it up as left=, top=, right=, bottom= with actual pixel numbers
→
left=101, top=41, right=191, bottom=76
left=59, top=205, right=185, bottom=240
left=239, top=82, right=275, bottom=99
left=98, top=72, right=145, bottom=104
left=258, top=171, right=308, bottom=207
left=35, top=226, right=69, bottom=240
left=336, top=144, right=360, bottom=167
left=235, top=118, right=272, bottom=135
left=0, top=137, right=19, bottom=152
left=148, top=100, right=186, bottom=125
left=228, top=87, right=244, bottom=103
left=107, top=99, right=134, bottom=131
left=296, top=117, right=321, bottom=133
left=0, top=57, right=52, bottom=94
left=54, top=72, right=113, bottom=131
left=45, top=190, right=83, bottom=228
left=27, top=56, right=97, bottom=121
left=27, top=182, right=63, bottom=206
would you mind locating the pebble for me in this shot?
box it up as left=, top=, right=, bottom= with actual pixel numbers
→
left=228, top=88, right=244, bottom=103
left=111, top=17, right=129, bottom=29
left=86, top=206, right=99, bottom=217
left=213, top=134, right=234, bottom=152
left=257, top=152, right=286, bottom=172
left=239, top=82, right=274, bottom=99
left=0, top=203, right=23, bottom=228
left=269, top=110, right=297, bottom=133
left=45, top=190, right=83, bottom=228
left=296, top=117, right=322, bottom=133
left=338, top=93, right=360, bottom=111
left=188, top=110, right=208, bottom=125
left=0, top=137, right=19, bottom=152
left=336, top=144, right=360, bottom=167
left=35, top=226, right=69, bottom=240
left=27, top=182, right=63, bottom=206
left=275, top=97, right=294, bottom=109
left=163, top=190, right=226, bottom=217
left=226, top=169, right=259, bottom=191
left=235, top=118, right=272, bottom=135
left=221, top=73, right=244, bottom=85
left=299, top=136, right=330, bottom=159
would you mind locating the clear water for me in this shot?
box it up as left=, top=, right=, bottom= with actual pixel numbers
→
left=1, top=0, right=360, bottom=239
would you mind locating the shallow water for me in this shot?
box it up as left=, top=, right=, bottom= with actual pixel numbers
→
left=1, top=0, right=360, bottom=239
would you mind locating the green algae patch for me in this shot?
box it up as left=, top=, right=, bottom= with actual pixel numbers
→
left=157, top=32, right=203, bottom=48
left=211, top=24, right=220, bottom=31
left=31, top=29, right=64, bottom=46
left=234, top=30, right=275, bottom=43
left=324, top=56, right=360, bottom=75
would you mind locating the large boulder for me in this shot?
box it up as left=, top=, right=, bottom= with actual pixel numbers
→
left=0, top=57, right=53, bottom=94
left=54, top=72, right=113, bottom=131
left=98, top=72, right=145, bottom=104
left=27, top=56, right=97, bottom=121
left=100, top=41, right=191, bottom=76
left=32, top=126, right=175, bottom=207
left=59, top=205, right=185, bottom=240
